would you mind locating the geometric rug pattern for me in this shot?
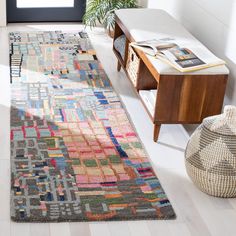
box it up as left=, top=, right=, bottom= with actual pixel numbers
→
left=10, top=31, right=176, bottom=222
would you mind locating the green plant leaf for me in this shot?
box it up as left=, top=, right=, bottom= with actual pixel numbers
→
left=83, top=0, right=138, bottom=30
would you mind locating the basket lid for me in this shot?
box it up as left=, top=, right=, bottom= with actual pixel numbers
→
left=203, top=105, right=236, bottom=136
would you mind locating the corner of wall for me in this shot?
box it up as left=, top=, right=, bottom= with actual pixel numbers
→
left=138, top=0, right=148, bottom=8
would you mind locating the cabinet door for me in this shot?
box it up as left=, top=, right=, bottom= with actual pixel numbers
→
left=7, top=0, right=86, bottom=22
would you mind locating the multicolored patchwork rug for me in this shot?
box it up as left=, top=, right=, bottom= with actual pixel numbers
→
left=10, top=31, right=176, bottom=222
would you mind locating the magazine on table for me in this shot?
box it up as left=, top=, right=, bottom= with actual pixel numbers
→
left=130, top=38, right=226, bottom=72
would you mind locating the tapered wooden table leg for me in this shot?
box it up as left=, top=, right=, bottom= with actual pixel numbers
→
left=117, top=61, right=121, bottom=71
left=153, top=124, right=161, bottom=142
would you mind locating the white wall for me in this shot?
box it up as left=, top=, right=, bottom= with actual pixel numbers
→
left=141, top=0, right=236, bottom=106
left=0, top=0, right=6, bottom=26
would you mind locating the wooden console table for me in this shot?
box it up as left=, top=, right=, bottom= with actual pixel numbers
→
left=113, top=9, right=229, bottom=142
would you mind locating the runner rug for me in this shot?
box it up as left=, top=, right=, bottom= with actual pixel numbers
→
left=10, top=31, right=176, bottom=222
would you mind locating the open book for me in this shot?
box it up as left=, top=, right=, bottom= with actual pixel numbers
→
left=130, top=38, right=226, bottom=72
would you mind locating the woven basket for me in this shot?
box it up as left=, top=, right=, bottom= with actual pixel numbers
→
left=126, top=45, right=140, bottom=87
left=185, top=105, right=236, bottom=198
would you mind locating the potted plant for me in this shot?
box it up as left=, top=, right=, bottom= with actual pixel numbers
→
left=83, top=0, right=138, bottom=37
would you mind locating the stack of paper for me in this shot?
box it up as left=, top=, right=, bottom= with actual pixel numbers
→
left=139, top=89, right=158, bottom=116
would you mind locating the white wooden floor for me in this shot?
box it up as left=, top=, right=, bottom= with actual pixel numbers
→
left=0, top=23, right=236, bottom=236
